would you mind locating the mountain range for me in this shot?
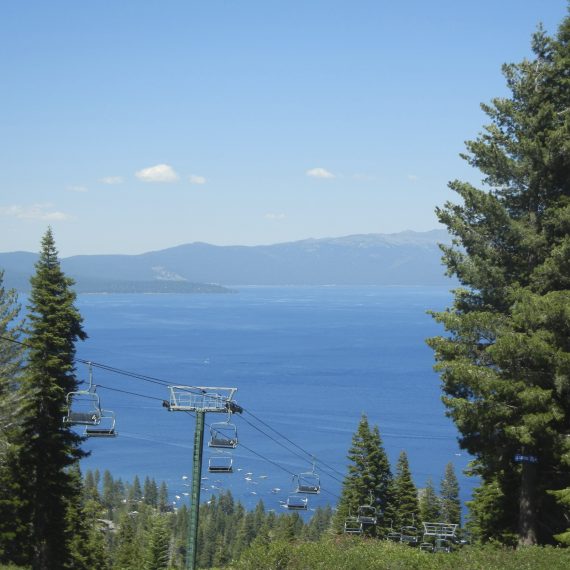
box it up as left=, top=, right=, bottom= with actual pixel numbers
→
left=0, top=230, right=454, bottom=292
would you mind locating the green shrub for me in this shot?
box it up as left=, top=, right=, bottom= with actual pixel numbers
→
left=234, top=537, right=570, bottom=570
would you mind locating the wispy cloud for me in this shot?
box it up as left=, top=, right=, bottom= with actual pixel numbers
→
left=306, top=167, right=335, bottom=179
left=0, top=204, right=70, bottom=221
left=265, top=212, right=286, bottom=220
left=66, top=185, right=88, bottom=193
left=189, top=174, right=206, bottom=185
left=99, top=176, right=124, bottom=185
left=407, top=174, right=419, bottom=181
left=135, top=164, right=179, bottom=183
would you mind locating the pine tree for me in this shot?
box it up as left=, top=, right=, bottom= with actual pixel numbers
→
left=4, top=228, right=87, bottom=568
left=128, top=475, right=143, bottom=504
left=427, top=12, right=570, bottom=545
left=334, top=414, right=393, bottom=536
left=0, top=269, right=25, bottom=459
left=144, top=514, right=170, bottom=570
left=102, top=470, right=117, bottom=519
left=114, top=512, right=145, bottom=570
left=440, top=462, right=461, bottom=526
left=391, top=451, right=419, bottom=530
left=0, top=270, right=25, bottom=562
left=419, top=478, right=440, bottom=524
left=143, top=477, right=158, bottom=507
left=158, top=482, right=169, bottom=513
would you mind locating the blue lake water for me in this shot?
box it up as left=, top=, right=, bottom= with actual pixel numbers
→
left=75, top=286, right=476, bottom=516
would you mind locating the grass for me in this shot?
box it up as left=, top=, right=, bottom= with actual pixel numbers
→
left=234, top=537, right=570, bottom=570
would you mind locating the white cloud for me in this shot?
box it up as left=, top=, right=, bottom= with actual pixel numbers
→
left=407, top=174, right=419, bottom=181
left=306, top=167, right=335, bottom=179
left=0, top=204, right=70, bottom=221
left=265, top=212, right=286, bottom=220
left=135, top=164, right=179, bottom=183
left=67, top=185, right=88, bottom=193
left=189, top=174, right=206, bottom=185
left=99, top=176, right=124, bottom=185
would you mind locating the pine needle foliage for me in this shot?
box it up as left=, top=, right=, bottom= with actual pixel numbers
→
left=4, top=228, right=87, bottom=569
left=391, top=451, right=420, bottom=530
left=334, top=414, right=393, bottom=536
left=427, top=11, right=570, bottom=546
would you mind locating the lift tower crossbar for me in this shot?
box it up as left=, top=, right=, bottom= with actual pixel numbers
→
left=166, top=386, right=240, bottom=570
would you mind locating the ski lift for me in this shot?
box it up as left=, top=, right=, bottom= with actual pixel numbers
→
left=344, top=515, right=362, bottom=534
left=285, top=494, right=308, bottom=510
left=84, top=410, right=117, bottom=438
left=357, top=492, right=378, bottom=525
left=357, top=505, right=377, bottom=526
left=386, top=519, right=401, bottom=542
left=294, top=459, right=320, bottom=494
left=208, top=456, right=233, bottom=473
left=433, top=538, right=451, bottom=553
left=208, top=414, right=238, bottom=449
left=400, top=525, right=419, bottom=545
left=63, top=363, right=102, bottom=426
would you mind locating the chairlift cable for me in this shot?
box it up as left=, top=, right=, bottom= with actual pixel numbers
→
left=95, top=383, right=166, bottom=403
left=236, top=413, right=345, bottom=486
left=243, top=409, right=347, bottom=480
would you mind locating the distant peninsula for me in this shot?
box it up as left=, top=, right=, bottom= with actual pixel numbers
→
left=0, top=230, right=454, bottom=292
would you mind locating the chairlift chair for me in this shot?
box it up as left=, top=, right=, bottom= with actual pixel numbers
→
left=400, top=526, right=419, bottom=545
left=343, top=516, right=362, bottom=534
left=285, top=494, right=308, bottom=510
left=419, top=541, right=434, bottom=552
left=84, top=410, right=117, bottom=438
left=208, top=456, right=233, bottom=473
left=208, top=417, right=238, bottom=449
left=357, top=505, right=377, bottom=526
left=434, top=538, right=451, bottom=553
left=294, top=459, right=321, bottom=494
left=294, top=472, right=320, bottom=495
left=63, top=362, right=103, bottom=426
left=63, top=388, right=102, bottom=425
left=385, top=519, right=401, bottom=541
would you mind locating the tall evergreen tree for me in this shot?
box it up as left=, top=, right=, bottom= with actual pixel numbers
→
left=440, top=462, right=461, bottom=526
left=334, top=415, right=392, bottom=536
left=0, top=270, right=26, bottom=562
left=427, top=12, right=570, bottom=545
left=144, top=515, right=170, bottom=570
left=0, top=269, right=25, bottom=458
left=158, top=482, right=169, bottom=513
left=419, top=478, right=440, bottom=524
left=391, top=451, right=419, bottom=530
left=5, top=228, right=87, bottom=568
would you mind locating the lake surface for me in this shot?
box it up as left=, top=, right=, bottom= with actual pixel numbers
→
left=75, top=286, right=476, bottom=516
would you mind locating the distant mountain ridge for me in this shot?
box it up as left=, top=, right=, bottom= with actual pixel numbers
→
left=0, top=230, right=453, bottom=292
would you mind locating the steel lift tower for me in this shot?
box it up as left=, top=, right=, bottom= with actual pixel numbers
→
left=166, top=386, right=242, bottom=570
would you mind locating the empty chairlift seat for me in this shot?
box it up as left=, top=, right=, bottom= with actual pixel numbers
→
left=400, top=526, right=419, bottom=545
left=434, top=538, right=452, bottom=553
left=357, top=505, right=377, bottom=526
left=285, top=494, right=308, bottom=510
left=344, top=516, right=363, bottom=534
left=208, top=456, right=233, bottom=473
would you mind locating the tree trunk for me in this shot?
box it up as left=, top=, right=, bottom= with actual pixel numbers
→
left=518, top=460, right=538, bottom=546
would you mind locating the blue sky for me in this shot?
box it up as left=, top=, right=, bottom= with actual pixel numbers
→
left=1, top=0, right=568, bottom=256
